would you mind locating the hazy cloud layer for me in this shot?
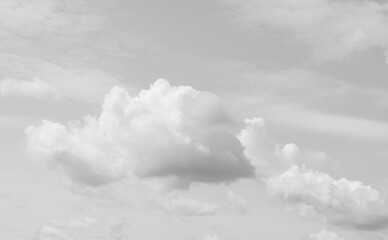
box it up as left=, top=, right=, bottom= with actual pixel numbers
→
left=209, top=63, right=388, bottom=140
left=0, top=55, right=120, bottom=103
left=222, top=0, right=388, bottom=63
left=0, top=0, right=146, bottom=104
left=0, top=0, right=144, bottom=64
left=25, top=79, right=255, bottom=189
left=267, top=165, right=388, bottom=230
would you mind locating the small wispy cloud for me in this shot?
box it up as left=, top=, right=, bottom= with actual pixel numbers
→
left=150, top=193, right=222, bottom=216
left=308, top=229, right=344, bottom=240
left=33, top=217, right=129, bottom=240
left=0, top=77, right=61, bottom=100
left=197, top=234, right=222, bottom=240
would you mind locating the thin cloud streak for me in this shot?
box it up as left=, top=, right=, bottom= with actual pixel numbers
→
left=267, top=108, right=388, bottom=141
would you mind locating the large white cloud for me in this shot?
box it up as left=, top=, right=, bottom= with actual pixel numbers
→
left=266, top=165, right=388, bottom=230
left=222, top=0, right=388, bottom=63
left=25, top=79, right=255, bottom=189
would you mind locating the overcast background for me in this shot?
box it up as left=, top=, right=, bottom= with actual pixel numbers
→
left=2, top=0, right=388, bottom=240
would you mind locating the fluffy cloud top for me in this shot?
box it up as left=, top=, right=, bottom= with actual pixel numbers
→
left=222, top=0, right=388, bottom=62
left=25, top=79, right=255, bottom=189
left=266, top=165, right=388, bottom=230
left=276, top=143, right=335, bottom=170
left=276, top=143, right=300, bottom=164
left=238, top=118, right=268, bottom=171
left=0, top=77, right=61, bottom=100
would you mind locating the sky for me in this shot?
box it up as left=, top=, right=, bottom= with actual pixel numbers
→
left=1, top=0, right=388, bottom=239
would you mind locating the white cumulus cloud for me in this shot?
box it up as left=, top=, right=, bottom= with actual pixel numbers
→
left=266, top=165, right=388, bottom=230
left=25, top=79, right=255, bottom=189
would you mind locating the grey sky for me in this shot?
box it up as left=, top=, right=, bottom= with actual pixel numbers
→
left=1, top=0, right=388, bottom=240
